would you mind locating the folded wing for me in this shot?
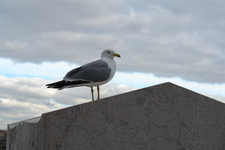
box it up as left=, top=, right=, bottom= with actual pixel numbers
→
left=46, top=59, right=111, bottom=90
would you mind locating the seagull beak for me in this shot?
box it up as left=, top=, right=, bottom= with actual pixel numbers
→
left=113, top=53, right=121, bottom=58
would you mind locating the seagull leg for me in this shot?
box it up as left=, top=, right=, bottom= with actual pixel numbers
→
left=97, top=85, right=100, bottom=100
left=91, top=86, right=94, bottom=101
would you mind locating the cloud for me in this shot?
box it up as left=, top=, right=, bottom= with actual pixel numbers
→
left=1, top=57, right=223, bottom=98
left=1, top=0, right=225, bottom=84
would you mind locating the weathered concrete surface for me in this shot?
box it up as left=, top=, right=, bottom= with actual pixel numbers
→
left=7, top=82, right=225, bottom=150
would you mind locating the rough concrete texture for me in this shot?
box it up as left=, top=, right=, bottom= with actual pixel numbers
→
left=7, top=82, right=225, bottom=150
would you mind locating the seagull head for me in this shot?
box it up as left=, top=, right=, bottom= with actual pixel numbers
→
left=101, top=49, right=121, bottom=59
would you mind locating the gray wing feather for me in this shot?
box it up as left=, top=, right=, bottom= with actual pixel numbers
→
left=63, top=60, right=111, bottom=82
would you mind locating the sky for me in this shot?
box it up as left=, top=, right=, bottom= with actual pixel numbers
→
left=0, top=0, right=225, bottom=130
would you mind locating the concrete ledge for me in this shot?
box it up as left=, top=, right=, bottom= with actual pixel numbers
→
left=7, top=82, right=225, bottom=150
left=8, top=116, right=41, bottom=129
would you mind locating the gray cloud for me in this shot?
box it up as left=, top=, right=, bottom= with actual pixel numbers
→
left=1, top=0, right=225, bottom=83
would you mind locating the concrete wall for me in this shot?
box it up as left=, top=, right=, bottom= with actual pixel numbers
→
left=7, top=82, right=225, bottom=150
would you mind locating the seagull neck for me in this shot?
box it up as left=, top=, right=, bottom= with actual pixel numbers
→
left=101, top=57, right=114, bottom=61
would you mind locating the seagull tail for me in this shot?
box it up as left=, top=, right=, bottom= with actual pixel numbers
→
left=46, top=80, right=91, bottom=90
left=46, top=81, right=65, bottom=90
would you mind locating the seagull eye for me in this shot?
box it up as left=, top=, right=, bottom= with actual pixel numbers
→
left=107, top=51, right=110, bottom=53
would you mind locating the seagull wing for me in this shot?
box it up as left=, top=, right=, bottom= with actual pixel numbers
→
left=63, top=59, right=111, bottom=82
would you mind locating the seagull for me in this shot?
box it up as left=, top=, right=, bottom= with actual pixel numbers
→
left=46, top=49, right=121, bottom=101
